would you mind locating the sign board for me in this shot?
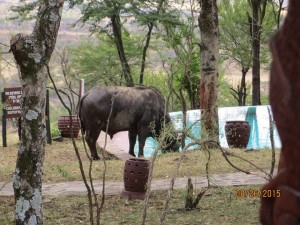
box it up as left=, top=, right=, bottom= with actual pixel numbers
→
left=1, top=88, right=52, bottom=147
left=3, top=87, right=22, bottom=118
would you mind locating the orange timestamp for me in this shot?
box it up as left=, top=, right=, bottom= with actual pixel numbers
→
left=235, top=189, right=281, bottom=198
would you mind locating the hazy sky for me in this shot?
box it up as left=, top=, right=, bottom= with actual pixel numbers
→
left=275, top=0, right=289, bottom=8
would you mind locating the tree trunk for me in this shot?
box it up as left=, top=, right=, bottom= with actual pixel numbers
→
left=241, top=68, right=248, bottom=106
left=240, top=67, right=249, bottom=106
left=139, top=24, right=153, bottom=85
left=251, top=1, right=261, bottom=105
left=111, top=14, right=134, bottom=87
left=198, top=0, right=219, bottom=143
left=139, top=0, right=166, bottom=85
left=10, top=1, right=64, bottom=224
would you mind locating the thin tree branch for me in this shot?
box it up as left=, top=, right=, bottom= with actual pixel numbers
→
left=46, top=63, right=95, bottom=224
left=96, top=93, right=116, bottom=224
left=160, top=142, right=198, bottom=224
left=268, top=106, right=276, bottom=180
left=0, top=180, right=11, bottom=192
left=205, top=149, right=211, bottom=188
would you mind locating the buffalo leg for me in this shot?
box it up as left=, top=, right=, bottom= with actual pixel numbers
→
left=128, top=131, right=137, bottom=157
left=85, top=128, right=101, bottom=160
left=137, top=135, right=147, bottom=157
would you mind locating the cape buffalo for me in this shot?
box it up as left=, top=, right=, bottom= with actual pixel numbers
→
left=78, top=86, right=179, bottom=160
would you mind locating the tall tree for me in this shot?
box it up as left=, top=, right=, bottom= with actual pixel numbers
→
left=78, top=0, right=175, bottom=86
left=79, top=0, right=134, bottom=86
left=10, top=1, right=64, bottom=224
left=271, top=0, right=286, bottom=29
left=161, top=0, right=200, bottom=110
left=71, top=34, right=140, bottom=88
left=134, top=0, right=166, bottom=85
left=198, top=0, right=219, bottom=143
left=249, top=0, right=268, bottom=105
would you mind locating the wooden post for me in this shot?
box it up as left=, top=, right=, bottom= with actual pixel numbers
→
left=79, top=79, right=84, bottom=98
left=1, top=92, right=7, bottom=147
left=46, top=89, right=52, bottom=144
left=18, top=117, right=21, bottom=140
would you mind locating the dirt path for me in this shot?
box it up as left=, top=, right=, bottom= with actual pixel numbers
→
left=0, top=171, right=268, bottom=196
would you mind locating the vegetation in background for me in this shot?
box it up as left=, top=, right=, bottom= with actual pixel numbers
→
left=219, top=0, right=278, bottom=106
left=248, top=0, right=278, bottom=105
left=219, top=0, right=252, bottom=106
left=74, top=0, right=181, bottom=87
left=50, top=124, right=60, bottom=137
left=5, top=0, right=276, bottom=112
left=71, top=34, right=140, bottom=88
left=159, top=1, right=200, bottom=111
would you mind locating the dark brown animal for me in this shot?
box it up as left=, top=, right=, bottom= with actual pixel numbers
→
left=78, top=86, right=179, bottom=160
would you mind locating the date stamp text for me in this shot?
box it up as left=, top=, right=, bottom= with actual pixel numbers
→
left=235, top=189, right=281, bottom=198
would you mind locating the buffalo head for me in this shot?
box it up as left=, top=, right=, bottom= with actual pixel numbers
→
left=153, top=119, right=181, bottom=154
left=161, top=133, right=181, bottom=153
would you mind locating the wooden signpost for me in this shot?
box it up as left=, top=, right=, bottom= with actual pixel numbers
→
left=3, top=87, right=22, bottom=118
left=1, top=87, right=51, bottom=147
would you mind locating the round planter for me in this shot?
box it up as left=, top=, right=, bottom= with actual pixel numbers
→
left=58, top=115, right=80, bottom=138
left=122, top=158, right=150, bottom=200
left=225, top=120, right=250, bottom=148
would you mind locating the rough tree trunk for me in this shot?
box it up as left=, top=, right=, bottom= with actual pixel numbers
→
left=10, top=1, right=64, bottom=224
left=198, top=0, right=219, bottom=143
left=139, top=0, right=166, bottom=85
left=111, top=14, right=134, bottom=87
left=251, top=0, right=261, bottom=105
left=139, top=24, right=153, bottom=85
left=241, top=68, right=248, bottom=106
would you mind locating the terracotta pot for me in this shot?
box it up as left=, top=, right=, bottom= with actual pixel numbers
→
left=58, top=115, right=80, bottom=138
left=225, top=120, right=250, bottom=148
left=122, top=158, right=150, bottom=200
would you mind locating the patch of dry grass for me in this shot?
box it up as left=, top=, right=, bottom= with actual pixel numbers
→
left=0, top=185, right=262, bottom=224
left=0, top=131, right=275, bottom=224
left=0, top=131, right=280, bottom=184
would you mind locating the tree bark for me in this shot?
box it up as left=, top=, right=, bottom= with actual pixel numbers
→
left=241, top=68, right=248, bottom=106
left=10, top=1, right=64, bottom=224
left=139, top=24, right=153, bottom=85
left=198, top=0, right=219, bottom=143
left=111, top=14, right=134, bottom=87
left=139, top=0, right=166, bottom=85
left=251, top=1, right=261, bottom=105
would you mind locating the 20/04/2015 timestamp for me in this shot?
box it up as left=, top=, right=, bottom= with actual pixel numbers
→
left=235, top=189, right=281, bottom=198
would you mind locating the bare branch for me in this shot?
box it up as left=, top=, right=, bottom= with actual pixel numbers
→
left=160, top=142, right=198, bottom=224
left=96, top=93, right=116, bottom=223
left=268, top=106, right=276, bottom=180
left=205, top=149, right=211, bottom=188
left=0, top=180, right=11, bottom=192
left=46, top=63, right=96, bottom=224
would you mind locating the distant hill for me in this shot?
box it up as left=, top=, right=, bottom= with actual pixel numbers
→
left=0, top=0, right=90, bottom=47
left=0, top=1, right=91, bottom=88
left=0, top=1, right=270, bottom=96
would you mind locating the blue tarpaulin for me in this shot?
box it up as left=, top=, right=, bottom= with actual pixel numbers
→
left=135, top=105, right=282, bottom=157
